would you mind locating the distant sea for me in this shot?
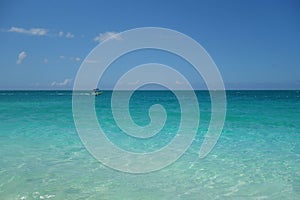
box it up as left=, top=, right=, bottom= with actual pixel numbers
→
left=0, top=90, right=299, bottom=199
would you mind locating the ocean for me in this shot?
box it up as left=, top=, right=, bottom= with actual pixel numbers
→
left=0, top=90, right=299, bottom=199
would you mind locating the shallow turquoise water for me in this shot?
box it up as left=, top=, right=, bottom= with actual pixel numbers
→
left=0, top=90, right=299, bottom=199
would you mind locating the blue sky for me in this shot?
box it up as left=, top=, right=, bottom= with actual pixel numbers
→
left=0, top=0, right=299, bottom=90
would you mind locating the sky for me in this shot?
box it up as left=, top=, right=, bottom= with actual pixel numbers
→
left=0, top=0, right=299, bottom=90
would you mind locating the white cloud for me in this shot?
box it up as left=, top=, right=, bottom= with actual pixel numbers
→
left=59, top=55, right=65, bottom=59
left=94, top=31, right=121, bottom=42
left=65, top=32, right=74, bottom=38
left=8, top=27, right=48, bottom=36
left=51, top=78, right=72, bottom=87
left=16, top=51, right=27, bottom=64
left=5, top=27, right=75, bottom=39
left=43, top=58, right=48, bottom=63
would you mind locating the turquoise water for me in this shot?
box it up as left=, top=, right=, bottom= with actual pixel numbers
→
left=0, top=90, right=299, bottom=199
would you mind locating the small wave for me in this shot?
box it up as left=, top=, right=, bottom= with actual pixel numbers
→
left=73, top=92, right=92, bottom=96
left=20, top=192, right=55, bottom=199
left=0, top=93, right=14, bottom=96
left=39, top=194, right=55, bottom=199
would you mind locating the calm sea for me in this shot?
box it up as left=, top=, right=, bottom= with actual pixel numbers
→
left=0, top=90, right=299, bottom=199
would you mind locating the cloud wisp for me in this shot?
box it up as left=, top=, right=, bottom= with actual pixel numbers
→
left=51, top=78, right=72, bottom=87
left=5, top=26, right=75, bottom=39
left=65, top=32, right=74, bottom=38
left=59, top=56, right=81, bottom=62
left=16, top=51, right=27, bottom=64
left=70, top=57, right=81, bottom=62
left=58, top=31, right=64, bottom=37
left=94, top=31, right=121, bottom=42
left=8, top=27, right=48, bottom=36
left=58, top=31, right=75, bottom=38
